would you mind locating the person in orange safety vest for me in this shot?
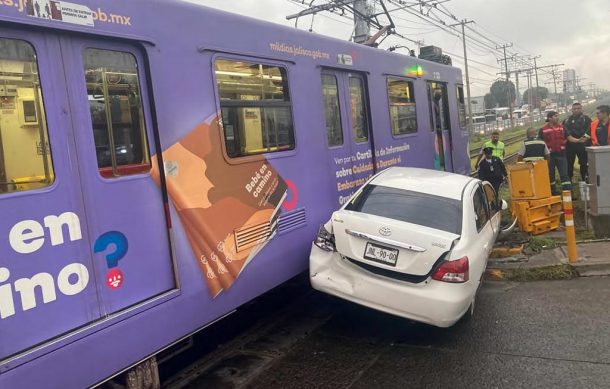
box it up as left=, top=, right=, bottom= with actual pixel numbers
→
left=591, top=104, right=610, bottom=146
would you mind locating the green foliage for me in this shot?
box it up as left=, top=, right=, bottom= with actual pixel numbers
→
left=484, top=93, right=496, bottom=109
left=496, top=265, right=578, bottom=282
left=490, top=80, right=516, bottom=108
left=522, top=87, right=549, bottom=108
left=527, top=236, right=558, bottom=252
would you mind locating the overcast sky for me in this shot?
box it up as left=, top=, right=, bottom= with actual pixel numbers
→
left=186, top=0, right=609, bottom=98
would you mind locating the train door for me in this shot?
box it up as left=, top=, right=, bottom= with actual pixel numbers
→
left=59, top=37, right=176, bottom=316
left=0, top=30, right=103, bottom=362
left=427, top=81, right=454, bottom=171
left=321, top=70, right=375, bottom=206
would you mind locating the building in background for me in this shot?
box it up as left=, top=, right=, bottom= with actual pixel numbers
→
left=467, top=95, right=486, bottom=115
left=563, top=69, right=576, bottom=94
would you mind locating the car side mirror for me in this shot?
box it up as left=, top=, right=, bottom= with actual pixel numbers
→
left=501, top=199, right=508, bottom=211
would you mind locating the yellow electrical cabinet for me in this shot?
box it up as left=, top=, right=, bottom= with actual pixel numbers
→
left=508, top=161, right=552, bottom=200
left=513, top=196, right=563, bottom=235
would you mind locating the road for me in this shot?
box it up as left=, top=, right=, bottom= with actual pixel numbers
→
left=165, top=277, right=610, bottom=389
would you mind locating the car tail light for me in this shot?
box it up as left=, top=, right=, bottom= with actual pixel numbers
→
left=314, top=225, right=336, bottom=252
left=432, top=256, right=469, bottom=283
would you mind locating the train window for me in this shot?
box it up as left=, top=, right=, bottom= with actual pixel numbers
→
left=349, top=76, right=368, bottom=142
left=0, top=38, right=54, bottom=195
left=83, top=48, right=151, bottom=178
left=322, top=74, right=343, bottom=146
left=215, top=59, right=295, bottom=157
left=387, top=78, right=417, bottom=135
left=456, top=85, right=467, bottom=129
left=427, top=82, right=450, bottom=131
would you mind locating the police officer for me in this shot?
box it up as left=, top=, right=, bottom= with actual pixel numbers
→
left=478, top=146, right=507, bottom=196
left=563, top=102, right=592, bottom=182
left=517, top=127, right=550, bottom=162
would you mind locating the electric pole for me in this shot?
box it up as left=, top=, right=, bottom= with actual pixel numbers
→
left=533, top=55, right=541, bottom=89
left=547, top=65, right=564, bottom=107
left=506, top=62, right=563, bottom=110
left=522, top=55, right=534, bottom=111
left=447, top=19, right=474, bottom=131
left=353, top=0, right=371, bottom=44
left=575, top=76, right=586, bottom=99
left=515, top=71, right=521, bottom=107
left=496, top=43, right=514, bottom=129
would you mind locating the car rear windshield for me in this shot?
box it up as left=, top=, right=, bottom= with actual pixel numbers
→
left=345, top=184, right=462, bottom=234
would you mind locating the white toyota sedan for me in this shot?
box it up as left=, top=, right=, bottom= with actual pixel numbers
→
left=310, top=167, right=505, bottom=327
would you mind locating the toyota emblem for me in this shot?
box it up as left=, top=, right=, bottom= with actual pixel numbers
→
left=379, top=226, right=392, bottom=236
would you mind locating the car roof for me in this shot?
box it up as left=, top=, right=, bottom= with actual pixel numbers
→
left=369, top=167, right=476, bottom=200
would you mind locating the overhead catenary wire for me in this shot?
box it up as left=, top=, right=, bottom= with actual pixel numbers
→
left=285, top=0, right=564, bottom=100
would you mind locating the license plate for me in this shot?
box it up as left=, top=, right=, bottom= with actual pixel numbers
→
left=363, top=242, right=399, bottom=266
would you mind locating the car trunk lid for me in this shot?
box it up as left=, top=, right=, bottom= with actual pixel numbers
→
left=332, top=210, right=459, bottom=276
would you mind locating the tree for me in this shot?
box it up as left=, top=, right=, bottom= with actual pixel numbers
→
left=489, top=80, right=516, bottom=107
left=522, top=87, right=549, bottom=109
left=484, top=93, right=496, bottom=109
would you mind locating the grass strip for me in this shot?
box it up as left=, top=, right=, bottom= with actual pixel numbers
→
left=486, top=265, right=578, bottom=282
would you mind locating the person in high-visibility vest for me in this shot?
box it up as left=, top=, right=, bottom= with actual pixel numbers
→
left=475, top=130, right=505, bottom=168
left=517, top=127, right=550, bottom=162
left=591, top=105, right=610, bottom=146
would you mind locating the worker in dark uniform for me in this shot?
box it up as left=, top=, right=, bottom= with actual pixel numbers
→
left=591, top=105, right=610, bottom=146
left=478, top=146, right=507, bottom=196
left=563, top=102, right=592, bottom=183
left=518, top=127, right=550, bottom=162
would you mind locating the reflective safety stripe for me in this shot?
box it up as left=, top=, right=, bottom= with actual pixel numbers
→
left=563, top=195, right=572, bottom=202
left=522, top=156, right=545, bottom=161
left=565, top=220, right=574, bottom=226
left=524, top=140, right=546, bottom=146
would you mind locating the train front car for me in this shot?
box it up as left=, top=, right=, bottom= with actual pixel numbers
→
left=0, top=0, right=469, bottom=387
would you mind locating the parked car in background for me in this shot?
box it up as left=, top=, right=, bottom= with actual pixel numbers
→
left=310, top=167, right=506, bottom=327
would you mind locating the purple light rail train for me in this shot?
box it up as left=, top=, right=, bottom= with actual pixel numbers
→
left=0, top=0, right=470, bottom=386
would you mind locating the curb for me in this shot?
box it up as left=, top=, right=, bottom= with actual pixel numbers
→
left=485, top=265, right=578, bottom=282
left=570, top=261, right=610, bottom=277
left=485, top=261, right=610, bottom=281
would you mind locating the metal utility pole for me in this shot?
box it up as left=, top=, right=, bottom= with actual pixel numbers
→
left=587, top=83, right=597, bottom=98
left=533, top=55, right=541, bottom=89
left=575, top=76, right=586, bottom=98
left=527, top=69, right=534, bottom=125
left=547, top=65, right=564, bottom=107
left=515, top=71, right=521, bottom=107
left=506, top=62, right=563, bottom=110
left=497, top=43, right=514, bottom=128
left=287, top=0, right=399, bottom=46
left=447, top=19, right=475, bottom=130
left=353, top=0, right=371, bottom=44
